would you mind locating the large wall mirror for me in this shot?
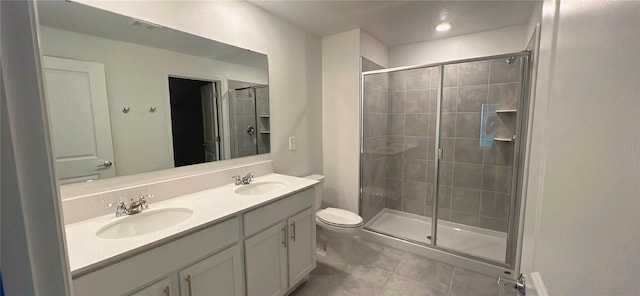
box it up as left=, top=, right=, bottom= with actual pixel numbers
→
left=37, top=1, right=270, bottom=185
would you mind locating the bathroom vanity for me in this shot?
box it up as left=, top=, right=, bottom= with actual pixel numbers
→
left=66, top=174, right=317, bottom=296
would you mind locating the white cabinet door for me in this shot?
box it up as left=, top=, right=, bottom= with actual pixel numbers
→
left=178, top=245, right=243, bottom=296
left=42, top=56, right=116, bottom=184
left=244, top=221, right=288, bottom=296
left=128, top=277, right=172, bottom=296
left=287, top=208, right=316, bottom=287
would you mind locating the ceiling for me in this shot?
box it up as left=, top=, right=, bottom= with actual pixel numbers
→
left=37, top=1, right=268, bottom=70
left=247, top=0, right=539, bottom=47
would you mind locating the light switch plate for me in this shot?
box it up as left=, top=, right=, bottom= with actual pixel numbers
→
left=288, top=136, right=296, bottom=151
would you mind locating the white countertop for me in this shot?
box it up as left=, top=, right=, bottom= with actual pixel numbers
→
left=64, top=173, right=317, bottom=277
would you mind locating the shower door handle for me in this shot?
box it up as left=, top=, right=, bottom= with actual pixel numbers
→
left=438, top=148, right=443, bottom=160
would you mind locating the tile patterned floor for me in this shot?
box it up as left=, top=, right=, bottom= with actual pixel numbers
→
left=290, top=238, right=498, bottom=296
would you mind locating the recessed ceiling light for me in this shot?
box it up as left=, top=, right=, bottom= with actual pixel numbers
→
left=435, top=22, right=451, bottom=32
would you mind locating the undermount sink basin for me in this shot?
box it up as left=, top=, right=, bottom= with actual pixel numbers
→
left=96, top=208, right=193, bottom=239
left=235, top=181, right=286, bottom=196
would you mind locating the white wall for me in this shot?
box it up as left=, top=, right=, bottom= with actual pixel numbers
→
left=521, top=0, right=640, bottom=294
left=39, top=26, right=267, bottom=176
left=389, top=25, right=530, bottom=67
left=322, top=29, right=388, bottom=214
left=74, top=0, right=323, bottom=177
left=322, top=29, right=361, bottom=213
left=525, top=1, right=544, bottom=46
left=360, top=30, right=389, bottom=68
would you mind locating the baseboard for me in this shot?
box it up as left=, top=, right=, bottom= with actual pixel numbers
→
left=528, top=272, right=548, bottom=296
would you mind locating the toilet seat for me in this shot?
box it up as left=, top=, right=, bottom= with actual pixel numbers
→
left=316, top=207, right=363, bottom=228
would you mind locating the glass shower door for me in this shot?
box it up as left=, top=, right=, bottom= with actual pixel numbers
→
left=361, top=52, right=530, bottom=270
left=361, top=65, right=441, bottom=246
left=228, top=88, right=258, bottom=158
left=434, top=56, right=524, bottom=264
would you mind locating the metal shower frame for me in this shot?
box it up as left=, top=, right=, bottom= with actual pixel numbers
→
left=359, top=50, right=532, bottom=271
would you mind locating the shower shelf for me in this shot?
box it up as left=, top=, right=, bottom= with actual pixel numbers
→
left=495, top=109, right=517, bottom=113
left=259, top=131, right=270, bottom=134
left=494, top=137, right=514, bottom=142
left=259, top=115, right=270, bottom=118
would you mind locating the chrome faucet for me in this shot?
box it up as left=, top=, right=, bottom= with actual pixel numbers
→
left=232, top=172, right=255, bottom=185
left=108, top=194, right=152, bottom=216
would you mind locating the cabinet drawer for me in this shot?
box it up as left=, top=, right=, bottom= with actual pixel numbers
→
left=73, top=217, right=240, bottom=295
left=244, top=188, right=314, bottom=237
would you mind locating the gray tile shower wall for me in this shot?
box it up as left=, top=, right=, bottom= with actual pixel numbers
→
left=385, top=66, right=440, bottom=218
left=230, top=88, right=258, bottom=158
left=384, top=58, right=521, bottom=232
left=362, top=57, right=388, bottom=224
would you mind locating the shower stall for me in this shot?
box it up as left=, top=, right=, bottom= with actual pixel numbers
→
left=360, top=52, right=531, bottom=272
left=228, top=84, right=271, bottom=158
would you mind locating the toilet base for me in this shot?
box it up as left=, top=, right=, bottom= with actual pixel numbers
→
left=316, top=227, right=365, bottom=264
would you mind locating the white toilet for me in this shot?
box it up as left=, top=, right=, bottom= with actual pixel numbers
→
left=304, top=175, right=363, bottom=255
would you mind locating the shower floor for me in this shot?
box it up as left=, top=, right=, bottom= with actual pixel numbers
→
left=365, top=209, right=507, bottom=262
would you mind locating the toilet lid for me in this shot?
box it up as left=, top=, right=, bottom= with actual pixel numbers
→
left=317, top=207, right=363, bottom=227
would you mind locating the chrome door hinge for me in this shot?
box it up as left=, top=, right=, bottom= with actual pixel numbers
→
left=497, top=274, right=526, bottom=296
left=516, top=274, right=526, bottom=295
left=438, top=148, right=443, bottom=160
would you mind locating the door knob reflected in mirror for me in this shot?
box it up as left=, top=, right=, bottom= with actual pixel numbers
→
left=97, top=160, right=113, bottom=168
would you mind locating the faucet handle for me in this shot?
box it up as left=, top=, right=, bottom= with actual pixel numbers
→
left=106, top=200, right=128, bottom=216
left=139, top=194, right=153, bottom=209
left=247, top=171, right=256, bottom=178
left=139, top=194, right=153, bottom=200
left=232, top=175, right=242, bottom=185
left=106, top=200, right=124, bottom=208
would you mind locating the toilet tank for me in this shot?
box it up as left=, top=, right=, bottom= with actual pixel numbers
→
left=304, top=174, right=325, bottom=210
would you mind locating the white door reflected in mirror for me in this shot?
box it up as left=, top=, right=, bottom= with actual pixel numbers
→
left=43, top=56, right=116, bottom=184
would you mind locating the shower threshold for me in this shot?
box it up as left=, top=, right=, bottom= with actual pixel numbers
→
left=365, top=208, right=506, bottom=262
